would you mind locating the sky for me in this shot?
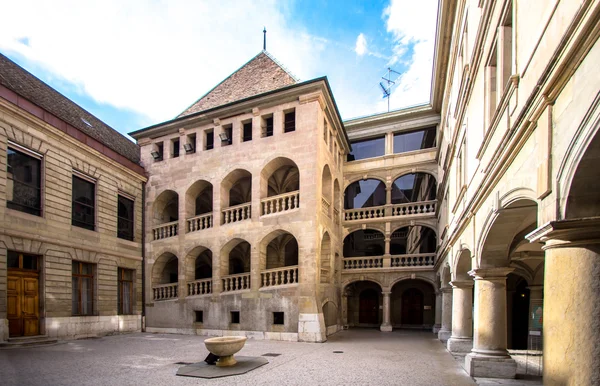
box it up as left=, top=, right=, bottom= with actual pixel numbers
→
left=0, top=0, right=439, bottom=141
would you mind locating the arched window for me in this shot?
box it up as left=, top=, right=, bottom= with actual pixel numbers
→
left=344, top=179, right=386, bottom=209
left=391, top=173, right=436, bottom=204
left=343, top=229, right=385, bottom=257
left=390, top=226, right=436, bottom=255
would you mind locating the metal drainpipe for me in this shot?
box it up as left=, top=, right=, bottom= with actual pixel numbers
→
left=141, top=181, right=146, bottom=332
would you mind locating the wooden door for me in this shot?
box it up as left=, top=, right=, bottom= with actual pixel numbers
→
left=7, top=252, right=40, bottom=337
left=401, top=288, right=423, bottom=325
left=359, top=289, right=379, bottom=324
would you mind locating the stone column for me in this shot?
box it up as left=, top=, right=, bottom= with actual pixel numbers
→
left=341, top=293, right=348, bottom=326
left=383, top=237, right=391, bottom=268
left=380, top=291, right=392, bottom=332
left=433, top=290, right=442, bottom=333
left=526, top=218, right=600, bottom=386
left=465, top=267, right=516, bottom=379
left=437, top=287, right=452, bottom=341
left=447, top=280, right=474, bottom=353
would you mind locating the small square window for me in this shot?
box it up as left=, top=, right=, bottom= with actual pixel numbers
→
left=172, top=138, right=180, bottom=158
left=273, top=312, right=284, bottom=325
left=195, top=311, right=203, bottom=323
left=284, top=110, right=295, bottom=133
left=242, top=121, right=252, bottom=142
left=231, top=311, right=240, bottom=324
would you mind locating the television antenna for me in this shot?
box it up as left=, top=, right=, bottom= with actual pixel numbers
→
left=379, top=67, right=401, bottom=112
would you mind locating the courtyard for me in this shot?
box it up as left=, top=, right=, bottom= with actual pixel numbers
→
left=0, top=330, right=546, bottom=386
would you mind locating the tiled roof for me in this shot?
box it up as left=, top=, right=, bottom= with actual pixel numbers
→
left=0, top=53, right=140, bottom=164
left=178, top=51, right=298, bottom=117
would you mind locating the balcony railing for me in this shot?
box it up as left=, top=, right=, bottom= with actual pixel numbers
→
left=391, top=253, right=435, bottom=267
left=261, top=191, right=299, bottom=216
left=344, top=206, right=385, bottom=221
left=222, top=273, right=251, bottom=292
left=187, top=278, right=212, bottom=296
left=152, top=283, right=178, bottom=301
left=152, top=221, right=178, bottom=241
left=391, top=200, right=436, bottom=217
left=187, top=213, right=213, bottom=233
left=222, top=203, right=251, bottom=225
left=321, top=197, right=331, bottom=217
left=343, top=257, right=383, bottom=270
left=261, top=266, right=298, bottom=288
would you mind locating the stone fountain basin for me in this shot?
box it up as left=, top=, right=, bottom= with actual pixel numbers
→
left=204, top=336, right=247, bottom=366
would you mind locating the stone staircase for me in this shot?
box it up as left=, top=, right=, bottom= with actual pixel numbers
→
left=0, top=335, right=58, bottom=349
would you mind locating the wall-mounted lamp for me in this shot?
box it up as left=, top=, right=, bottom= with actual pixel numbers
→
left=183, top=143, right=194, bottom=153
left=219, top=132, right=230, bottom=142
left=151, top=150, right=161, bottom=160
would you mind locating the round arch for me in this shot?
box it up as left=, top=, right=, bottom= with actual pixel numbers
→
left=258, top=229, right=299, bottom=270
left=453, top=248, right=472, bottom=281
left=151, top=252, right=178, bottom=285
left=390, top=278, right=436, bottom=328
left=391, top=172, right=437, bottom=204
left=185, top=180, right=213, bottom=218
left=344, top=175, right=387, bottom=190
left=153, top=189, right=179, bottom=225
left=344, top=178, right=386, bottom=209
left=183, top=245, right=212, bottom=282
left=390, top=225, right=437, bottom=255
left=260, top=157, right=300, bottom=198
left=343, top=229, right=385, bottom=258
left=220, top=238, right=251, bottom=276
left=221, top=169, right=252, bottom=208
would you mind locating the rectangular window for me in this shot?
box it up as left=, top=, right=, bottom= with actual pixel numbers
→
left=231, top=311, right=240, bottom=324
left=195, top=311, right=203, bottom=323
left=185, top=133, right=196, bottom=153
left=117, top=195, right=134, bottom=241
left=72, top=175, right=95, bottom=231
left=7, top=146, right=42, bottom=216
left=284, top=110, right=295, bottom=133
left=118, top=268, right=134, bottom=315
left=273, top=312, right=284, bottom=325
left=205, top=130, right=214, bottom=150
left=8, top=251, right=39, bottom=270
left=393, top=127, right=436, bottom=154
left=171, top=138, right=180, bottom=158
left=152, top=142, right=164, bottom=161
left=221, top=125, right=233, bottom=146
left=347, top=136, right=385, bottom=161
left=242, top=121, right=253, bottom=142
left=72, top=261, right=94, bottom=316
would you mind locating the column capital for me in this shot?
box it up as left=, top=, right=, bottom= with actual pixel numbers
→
left=468, top=267, right=514, bottom=280
left=450, top=280, right=474, bottom=289
left=381, top=291, right=391, bottom=296
left=525, top=217, right=600, bottom=249
left=441, top=287, right=453, bottom=294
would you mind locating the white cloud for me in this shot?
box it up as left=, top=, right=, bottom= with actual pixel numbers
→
left=354, top=33, right=367, bottom=56
left=0, top=0, right=326, bottom=123
left=381, top=0, right=438, bottom=110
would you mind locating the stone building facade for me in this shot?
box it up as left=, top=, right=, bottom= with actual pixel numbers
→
left=0, top=54, right=147, bottom=342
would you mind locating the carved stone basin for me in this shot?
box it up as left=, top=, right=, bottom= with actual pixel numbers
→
left=204, top=336, right=248, bottom=367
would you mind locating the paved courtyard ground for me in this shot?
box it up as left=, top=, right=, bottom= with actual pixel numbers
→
left=0, top=329, right=540, bottom=386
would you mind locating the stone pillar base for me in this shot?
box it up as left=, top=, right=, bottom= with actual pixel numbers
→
left=298, top=313, right=327, bottom=343
left=437, top=328, right=452, bottom=342
left=432, top=324, right=441, bottom=334
left=447, top=337, right=473, bottom=353
left=465, top=353, right=517, bottom=379
left=380, top=324, right=392, bottom=332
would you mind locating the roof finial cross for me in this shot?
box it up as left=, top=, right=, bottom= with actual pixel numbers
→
left=263, top=27, right=267, bottom=51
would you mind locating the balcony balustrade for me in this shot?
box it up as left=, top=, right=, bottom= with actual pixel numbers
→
left=344, top=206, right=385, bottom=221
left=222, top=203, right=251, bottom=225
left=152, top=283, right=178, bottom=301
left=261, top=191, right=299, bottom=216
left=321, top=197, right=331, bottom=217
left=261, top=266, right=298, bottom=288
left=152, top=221, right=178, bottom=241
left=391, top=253, right=435, bottom=267
left=343, top=256, right=384, bottom=270
left=187, top=278, right=212, bottom=296
left=222, top=273, right=251, bottom=292
left=187, top=213, right=213, bottom=233
left=391, top=200, right=436, bottom=217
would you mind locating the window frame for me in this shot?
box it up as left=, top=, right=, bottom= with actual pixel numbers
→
left=283, top=110, right=296, bottom=133
left=6, top=142, right=43, bottom=217
left=71, top=172, right=96, bottom=231
left=242, top=121, right=253, bottom=142
left=117, top=193, right=135, bottom=241
left=118, top=267, right=134, bottom=315
left=72, top=261, right=95, bottom=316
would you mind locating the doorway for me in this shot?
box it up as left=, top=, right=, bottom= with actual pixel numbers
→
left=402, top=288, right=424, bottom=325
left=359, top=289, right=379, bottom=324
left=7, top=251, right=40, bottom=337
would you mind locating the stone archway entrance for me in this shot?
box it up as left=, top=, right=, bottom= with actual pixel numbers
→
left=359, top=289, right=379, bottom=324
left=391, top=279, right=435, bottom=329
left=402, top=288, right=424, bottom=325
left=344, top=281, right=382, bottom=328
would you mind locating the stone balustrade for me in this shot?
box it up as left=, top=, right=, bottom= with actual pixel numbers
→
left=391, top=253, right=435, bottom=267
left=261, top=266, right=298, bottom=287
left=187, top=213, right=213, bottom=233
left=222, top=273, right=251, bottom=292
left=187, top=278, right=212, bottom=296
left=261, top=191, right=300, bottom=216
left=152, top=221, right=178, bottom=241
left=344, top=205, right=385, bottom=221
left=391, top=200, right=436, bottom=217
left=343, top=256, right=384, bottom=269
left=322, top=197, right=331, bottom=217
left=222, top=203, right=251, bottom=225
left=152, top=283, right=178, bottom=301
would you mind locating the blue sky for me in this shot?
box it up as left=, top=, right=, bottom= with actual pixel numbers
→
left=0, top=0, right=438, bottom=141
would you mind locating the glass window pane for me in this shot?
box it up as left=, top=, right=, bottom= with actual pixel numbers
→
left=82, top=277, right=93, bottom=315
left=343, top=230, right=385, bottom=257
left=391, top=173, right=437, bottom=204
left=72, top=277, right=80, bottom=314
left=7, top=147, right=42, bottom=216
left=391, top=226, right=437, bottom=255
left=122, top=282, right=131, bottom=314
left=393, top=127, right=436, bottom=154
left=72, top=176, right=95, bottom=230
left=8, top=251, right=19, bottom=268
left=22, top=254, right=37, bottom=270
left=118, top=195, right=134, bottom=241
left=344, top=179, right=386, bottom=209
left=347, top=137, right=385, bottom=161
left=82, top=262, right=93, bottom=275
